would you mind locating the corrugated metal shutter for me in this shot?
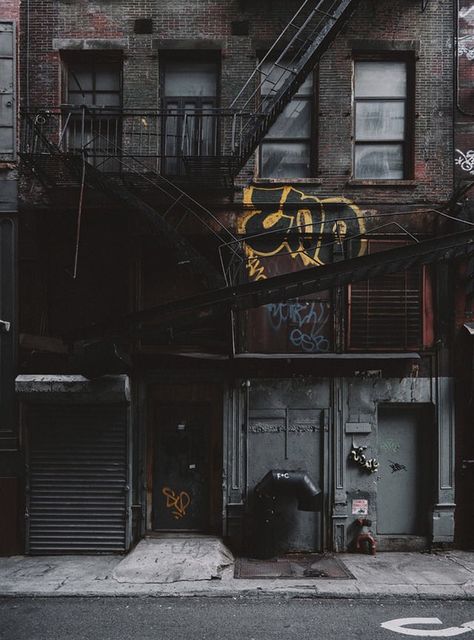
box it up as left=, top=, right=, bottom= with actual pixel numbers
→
left=0, top=22, right=16, bottom=161
left=27, top=405, right=129, bottom=554
left=348, top=240, right=423, bottom=350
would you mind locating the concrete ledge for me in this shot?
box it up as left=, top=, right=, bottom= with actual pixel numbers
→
left=15, top=374, right=131, bottom=404
left=53, top=38, right=127, bottom=50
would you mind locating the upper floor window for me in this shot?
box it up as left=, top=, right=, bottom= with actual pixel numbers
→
left=259, top=61, right=313, bottom=179
left=67, top=59, right=121, bottom=107
left=161, top=54, right=219, bottom=175
left=63, top=54, right=122, bottom=171
left=353, top=60, right=411, bottom=180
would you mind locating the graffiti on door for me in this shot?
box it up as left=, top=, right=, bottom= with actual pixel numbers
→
left=162, top=487, right=191, bottom=520
left=238, top=186, right=365, bottom=353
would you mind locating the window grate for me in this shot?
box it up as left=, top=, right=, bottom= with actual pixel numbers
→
left=348, top=241, right=423, bottom=350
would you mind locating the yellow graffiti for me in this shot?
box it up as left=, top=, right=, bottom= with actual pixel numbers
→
left=240, top=186, right=366, bottom=280
left=162, top=487, right=191, bottom=520
left=246, top=247, right=267, bottom=281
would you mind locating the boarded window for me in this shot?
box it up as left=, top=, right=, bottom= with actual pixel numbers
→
left=348, top=240, right=424, bottom=350
left=353, top=60, right=410, bottom=179
left=259, top=61, right=313, bottom=179
left=0, top=22, right=15, bottom=161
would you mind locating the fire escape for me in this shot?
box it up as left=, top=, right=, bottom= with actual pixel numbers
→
left=20, top=0, right=360, bottom=291
left=20, top=0, right=472, bottom=349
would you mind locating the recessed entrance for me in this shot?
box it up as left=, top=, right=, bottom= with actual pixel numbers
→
left=148, top=384, right=222, bottom=534
left=377, top=404, right=433, bottom=540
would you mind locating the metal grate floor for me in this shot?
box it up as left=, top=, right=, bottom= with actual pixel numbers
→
left=234, top=553, right=355, bottom=580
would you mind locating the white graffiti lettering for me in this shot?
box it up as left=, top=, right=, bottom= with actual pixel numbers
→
left=455, top=149, right=474, bottom=174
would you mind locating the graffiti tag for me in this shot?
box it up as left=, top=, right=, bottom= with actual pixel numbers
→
left=240, top=186, right=366, bottom=277
left=455, top=149, right=474, bottom=174
left=162, top=487, right=191, bottom=520
left=266, top=300, right=330, bottom=353
left=380, top=439, right=401, bottom=453
left=389, top=460, right=407, bottom=474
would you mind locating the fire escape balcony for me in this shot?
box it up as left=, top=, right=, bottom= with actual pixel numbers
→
left=20, top=106, right=257, bottom=193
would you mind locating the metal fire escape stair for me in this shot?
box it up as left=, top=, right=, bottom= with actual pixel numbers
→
left=20, top=115, right=240, bottom=288
left=227, top=0, right=359, bottom=172
left=20, top=0, right=360, bottom=292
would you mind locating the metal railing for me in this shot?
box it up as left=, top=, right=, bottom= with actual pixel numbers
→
left=21, top=106, right=259, bottom=175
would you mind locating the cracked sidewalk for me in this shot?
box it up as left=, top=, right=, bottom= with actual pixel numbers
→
left=0, top=537, right=473, bottom=600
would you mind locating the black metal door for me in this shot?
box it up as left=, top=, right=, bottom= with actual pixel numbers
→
left=153, top=403, right=210, bottom=531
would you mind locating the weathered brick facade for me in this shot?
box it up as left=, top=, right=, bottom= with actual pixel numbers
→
left=5, top=0, right=472, bottom=554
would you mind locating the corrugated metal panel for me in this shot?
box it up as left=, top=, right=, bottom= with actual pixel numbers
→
left=27, top=405, right=129, bottom=554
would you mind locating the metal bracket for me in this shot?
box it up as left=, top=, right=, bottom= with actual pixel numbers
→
left=0, top=319, right=11, bottom=333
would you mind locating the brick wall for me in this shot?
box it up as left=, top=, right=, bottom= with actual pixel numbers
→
left=20, top=0, right=454, bottom=209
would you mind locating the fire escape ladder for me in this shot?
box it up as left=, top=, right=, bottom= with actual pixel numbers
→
left=20, top=112, right=243, bottom=288
left=229, top=0, right=360, bottom=169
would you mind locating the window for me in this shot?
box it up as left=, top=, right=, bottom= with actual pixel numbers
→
left=353, top=60, right=410, bottom=180
left=67, top=60, right=121, bottom=108
left=348, top=240, right=425, bottom=350
left=259, top=61, right=313, bottom=179
left=161, top=55, right=218, bottom=175
left=64, top=55, right=122, bottom=171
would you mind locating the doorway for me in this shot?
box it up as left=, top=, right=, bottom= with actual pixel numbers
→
left=148, top=384, right=222, bottom=533
left=377, top=405, right=433, bottom=539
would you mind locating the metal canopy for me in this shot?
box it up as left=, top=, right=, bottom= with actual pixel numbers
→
left=105, top=228, right=474, bottom=335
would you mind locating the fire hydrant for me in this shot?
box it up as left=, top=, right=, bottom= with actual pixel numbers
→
left=355, top=518, right=377, bottom=555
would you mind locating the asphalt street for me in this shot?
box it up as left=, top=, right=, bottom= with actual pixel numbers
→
left=1, top=597, right=474, bottom=640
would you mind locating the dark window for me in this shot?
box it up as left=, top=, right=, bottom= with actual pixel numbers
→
left=161, top=56, right=218, bottom=175
left=259, top=61, right=313, bottom=179
left=353, top=60, right=411, bottom=180
left=65, top=57, right=122, bottom=171
left=348, top=240, right=424, bottom=350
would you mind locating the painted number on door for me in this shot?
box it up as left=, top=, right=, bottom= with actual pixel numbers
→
left=381, top=618, right=474, bottom=637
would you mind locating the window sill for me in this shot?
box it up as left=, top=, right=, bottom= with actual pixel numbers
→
left=346, top=179, right=418, bottom=187
left=252, top=178, right=323, bottom=186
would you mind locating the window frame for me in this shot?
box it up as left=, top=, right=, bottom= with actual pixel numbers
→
left=256, top=59, right=318, bottom=181
left=61, top=52, right=123, bottom=171
left=63, top=53, right=123, bottom=109
left=159, top=52, right=220, bottom=176
left=352, top=52, right=415, bottom=181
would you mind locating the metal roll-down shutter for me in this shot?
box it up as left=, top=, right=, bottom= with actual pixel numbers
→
left=27, top=405, right=129, bottom=554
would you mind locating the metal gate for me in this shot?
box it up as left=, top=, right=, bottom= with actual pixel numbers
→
left=26, top=404, right=130, bottom=554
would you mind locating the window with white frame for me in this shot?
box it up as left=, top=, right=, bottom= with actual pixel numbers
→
left=259, top=61, right=313, bottom=179
left=353, top=60, right=410, bottom=180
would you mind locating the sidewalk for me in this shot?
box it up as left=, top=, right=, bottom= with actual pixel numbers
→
left=0, top=536, right=473, bottom=600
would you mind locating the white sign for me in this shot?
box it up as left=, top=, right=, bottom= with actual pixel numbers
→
left=352, top=499, right=368, bottom=515
left=381, top=618, right=474, bottom=637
